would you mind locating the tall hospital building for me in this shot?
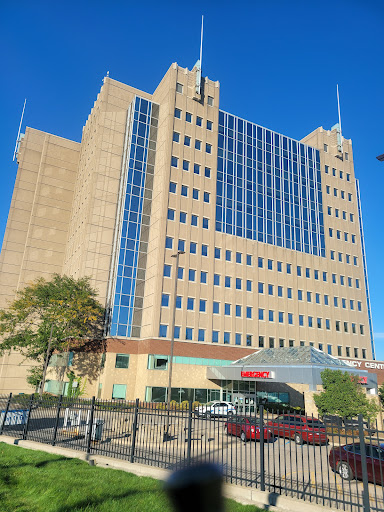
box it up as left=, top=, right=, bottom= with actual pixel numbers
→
left=0, top=61, right=377, bottom=407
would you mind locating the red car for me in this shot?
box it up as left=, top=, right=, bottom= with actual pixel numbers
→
left=224, top=416, right=274, bottom=442
left=329, top=443, right=384, bottom=484
left=267, top=414, right=328, bottom=445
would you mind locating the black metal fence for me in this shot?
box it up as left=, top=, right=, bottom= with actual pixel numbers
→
left=1, top=393, right=383, bottom=512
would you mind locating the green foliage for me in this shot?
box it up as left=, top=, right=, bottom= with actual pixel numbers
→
left=378, top=383, right=384, bottom=408
left=66, top=370, right=87, bottom=399
left=314, top=369, right=380, bottom=423
left=0, top=274, right=104, bottom=388
left=26, top=366, right=44, bottom=389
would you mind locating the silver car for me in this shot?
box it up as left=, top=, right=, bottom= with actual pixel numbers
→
left=195, top=401, right=236, bottom=418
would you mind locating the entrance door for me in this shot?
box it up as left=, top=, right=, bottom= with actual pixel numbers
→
left=233, top=393, right=256, bottom=415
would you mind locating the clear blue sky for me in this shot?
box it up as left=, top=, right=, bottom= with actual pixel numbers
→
left=1, top=1, right=383, bottom=356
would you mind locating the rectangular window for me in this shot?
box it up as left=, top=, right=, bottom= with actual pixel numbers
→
left=236, top=305, right=242, bottom=317
left=324, top=144, right=328, bottom=152
left=297, top=265, right=302, bottom=276
left=191, top=215, right=198, bottom=226
left=307, top=291, right=312, bottom=302
left=112, top=384, right=127, bottom=400
left=176, top=82, right=183, bottom=93
left=268, top=310, right=274, bottom=322
left=207, top=96, right=214, bottom=106
left=181, top=185, right=188, bottom=197
left=278, top=286, right=283, bottom=297
left=258, top=257, right=263, bottom=268
left=324, top=294, right=329, bottom=305
left=192, top=188, right=199, bottom=200
left=214, top=247, right=221, bottom=259
left=214, top=274, right=220, bottom=286
left=326, top=319, right=330, bottom=330
left=314, top=269, right=319, bottom=280
left=278, top=311, right=284, bottom=323
left=187, top=297, right=194, bottom=310
left=224, top=332, right=230, bottom=344
left=212, top=331, right=219, bottom=343
left=207, top=120, right=213, bottom=130
left=226, top=250, right=232, bottom=261
left=269, top=337, right=275, bottom=348
left=330, top=250, right=335, bottom=260
left=258, top=308, right=264, bottom=320
left=175, top=108, right=181, bottom=118
left=165, top=236, right=173, bottom=249
left=177, top=267, right=184, bottom=279
left=195, top=140, right=201, bottom=150
left=190, top=242, right=197, bottom=254
left=224, top=303, right=231, bottom=315
left=236, top=278, right=242, bottom=290
left=184, top=135, right=191, bottom=147
left=323, top=271, right=327, bottom=282
left=298, top=290, right=303, bottom=300
left=316, top=293, right=320, bottom=304
left=198, top=329, right=205, bottom=341
left=336, top=320, right=340, bottom=332
left=247, top=254, right=252, bottom=265
left=178, top=239, right=185, bottom=252
left=225, top=276, right=231, bottom=287
left=186, top=327, right=193, bottom=340
left=173, top=132, right=180, bottom=143
left=287, top=288, right=292, bottom=299
left=159, top=324, right=168, bottom=337
left=201, top=244, right=208, bottom=256
left=277, top=261, right=282, bottom=272
left=163, top=264, right=171, bottom=277
left=171, top=156, right=178, bottom=167
left=246, top=335, right=252, bottom=347
left=205, top=166, right=211, bottom=178
left=308, top=316, right=313, bottom=328
left=358, top=301, right=362, bottom=311
left=258, top=336, right=264, bottom=348
left=317, top=318, right=322, bottom=329
left=194, top=163, right=200, bottom=174
left=203, top=192, right=210, bottom=203
left=325, top=165, right=329, bottom=174
left=268, top=259, right=273, bottom=270
left=188, top=269, right=196, bottom=281
left=206, top=143, right=212, bottom=154
left=236, top=252, right=242, bottom=264
left=213, top=302, right=219, bottom=314
left=246, top=280, right=252, bottom=292
left=200, top=271, right=207, bottom=284
left=183, top=160, right=189, bottom=171
left=202, top=218, right=209, bottom=229
left=176, top=296, right=182, bottom=309
left=196, top=116, right=202, bottom=127
left=268, top=284, right=274, bottom=295
left=246, top=307, right=252, bottom=319
left=115, top=354, right=130, bottom=369
left=161, top=294, right=169, bottom=307
left=235, top=333, right=241, bottom=345
left=258, top=282, right=264, bottom=293
left=299, top=315, right=304, bottom=326
left=279, top=338, right=284, bottom=347
left=287, top=263, right=292, bottom=274
left=186, top=112, right=192, bottom=123
left=352, top=323, right=356, bottom=334
left=180, top=212, right=186, bottom=223
left=360, top=324, right=364, bottom=335
left=288, top=313, right=293, bottom=325
left=306, top=268, right=310, bottom=278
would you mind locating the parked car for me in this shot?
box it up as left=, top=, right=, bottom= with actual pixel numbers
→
left=267, top=414, right=328, bottom=445
left=329, top=443, right=384, bottom=483
left=224, top=416, right=274, bottom=442
left=194, top=401, right=236, bottom=418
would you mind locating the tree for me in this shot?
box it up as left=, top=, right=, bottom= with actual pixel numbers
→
left=0, top=274, right=105, bottom=394
left=379, top=383, right=384, bottom=408
left=314, top=369, right=380, bottom=423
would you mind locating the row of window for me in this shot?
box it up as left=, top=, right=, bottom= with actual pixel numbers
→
left=324, top=165, right=350, bottom=180
left=323, top=144, right=349, bottom=161
left=175, top=94, right=214, bottom=108
left=163, top=265, right=363, bottom=298
left=171, top=161, right=211, bottom=176
left=169, top=182, right=211, bottom=202
left=330, top=251, right=358, bottom=265
left=167, top=209, right=210, bottom=227
left=325, top=185, right=352, bottom=202
left=158, top=324, right=366, bottom=351
left=327, top=206, right=354, bottom=222
left=171, top=141, right=211, bottom=162
left=329, top=228, right=356, bottom=244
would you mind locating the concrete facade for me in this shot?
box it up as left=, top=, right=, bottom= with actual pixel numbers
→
left=0, top=62, right=376, bottom=405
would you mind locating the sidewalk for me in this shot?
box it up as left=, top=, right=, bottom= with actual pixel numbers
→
left=0, top=435, right=339, bottom=512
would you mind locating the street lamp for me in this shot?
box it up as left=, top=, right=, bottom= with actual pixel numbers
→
left=165, top=250, right=184, bottom=433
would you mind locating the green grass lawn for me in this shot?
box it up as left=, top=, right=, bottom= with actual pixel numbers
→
left=0, top=442, right=263, bottom=512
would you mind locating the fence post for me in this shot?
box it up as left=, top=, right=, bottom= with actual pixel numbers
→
left=358, top=414, right=370, bottom=512
left=22, top=394, right=35, bottom=440
left=186, top=401, right=193, bottom=465
left=0, top=393, right=12, bottom=435
left=259, top=403, right=265, bottom=491
left=130, top=398, right=139, bottom=463
left=86, top=396, right=95, bottom=455
left=52, top=395, right=63, bottom=446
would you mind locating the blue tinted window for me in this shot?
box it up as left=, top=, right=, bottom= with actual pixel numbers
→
left=187, top=298, right=194, bottom=310
left=164, top=264, right=171, bottom=277
left=226, top=250, right=231, bottom=261
left=165, top=236, right=173, bottom=249
left=207, top=120, right=213, bottom=130
left=175, top=108, right=181, bottom=118
left=178, top=239, right=185, bottom=251
left=214, top=274, right=220, bottom=286
left=167, top=209, right=175, bottom=220
left=246, top=307, right=252, bottom=319
left=189, top=269, right=195, bottom=281
left=180, top=212, right=187, bottom=223
left=258, top=257, right=263, bottom=268
left=202, top=218, right=209, bottom=229
left=176, top=296, right=182, bottom=308
left=181, top=185, right=188, bottom=197
left=212, top=331, right=219, bottom=343
left=259, top=308, right=264, bottom=320
left=186, top=112, right=192, bottom=123
left=198, top=329, right=205, bottom=341
left=225, top=276, right=231, bottom=288
left=247, top=254, right=252, bottom=265
left=186, top=327, right=193, bottom=340
left=224, top=303, right=231, bottom=315
left=174, top=326, right=180, bottom=339
left=184, top=135, right=191, bottom=146
left=193, top=188, right=199, bottom=200
left=236, top=305, right=241, bottom=317
left=196, top=116, right=202, bottom=126
left=206, top=143, right=212, bottom=154
left=194, top=163, right=200, bottom=174
left=161, top=294, right=169, bottom=307
left=200, top=299, right=206, bottom=312
left=236, top=278, right=241, bottom=290
left=171, top=156, right=178, bottom=167
left=204, top=192, right=210, bottom=203
left=224, top=332, right=230, bottom=344
left=215, top=247, right=221, bottom=259
left=173, top=132, right=180, bottom=142
left=177, top=267, right=184, bottom=279
left=202, top=244, right=208, bottom=256
left=183, top=160, right=189, bottom=171
left=195, top=140, right=201, bottom=150
left=169, top=182, right=176, bottom=193
left=190, top=242, right=196, bottom=254
left=159, top=324, right=167, bottom=337
left=191, top=215, right=198, bottom=226
left=246, top=280, right=252, bottom=291
left=201, top=271, right=207, bottom=283
left=205, top=167, right=211, bottom=178
left=213, top=302, right=219, bottom=314
left=258, top=282, right=264, bottom=293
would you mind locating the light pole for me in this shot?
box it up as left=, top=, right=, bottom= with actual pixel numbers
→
left=164, top=250, right=184, bottom=440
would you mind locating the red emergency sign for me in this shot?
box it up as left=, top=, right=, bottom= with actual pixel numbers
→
left=241, top=371, right=274, bottom=379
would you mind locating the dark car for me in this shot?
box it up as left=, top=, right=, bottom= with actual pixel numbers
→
left=224, top=416, right=274, bottom=442
left=267, top=414, right=328, bottom=445
left=329, top=443, right=384, bottom=483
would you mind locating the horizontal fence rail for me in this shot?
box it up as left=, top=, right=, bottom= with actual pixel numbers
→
left=1, top=393, right=383, bottom=512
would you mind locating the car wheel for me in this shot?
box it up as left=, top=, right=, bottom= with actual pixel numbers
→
left=338, top=461, right=353, bottom=481
left=294, top=433, right=303, bottom=445
left=240, top=431, right=247, bottom=442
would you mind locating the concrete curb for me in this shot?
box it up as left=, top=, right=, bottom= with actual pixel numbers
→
left=0, top=436, right=339, bottom=512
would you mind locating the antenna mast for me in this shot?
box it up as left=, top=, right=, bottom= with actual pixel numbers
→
left=200, top=15, right=204, bottom=71
left=13, top=99, right=26, bottom=162
left=195, top=15, right=204, bottom=96
left=336, top=84, right=343, bottom=154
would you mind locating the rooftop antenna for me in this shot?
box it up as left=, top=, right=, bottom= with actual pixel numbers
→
left=13, top=98, right=26, bottom=162
left=194, top=15, right=204, bottom=95
left=336, top=84, right=343, bottom=154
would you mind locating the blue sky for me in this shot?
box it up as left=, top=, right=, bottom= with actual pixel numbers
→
left=1, top=1, right=383, bottom=357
